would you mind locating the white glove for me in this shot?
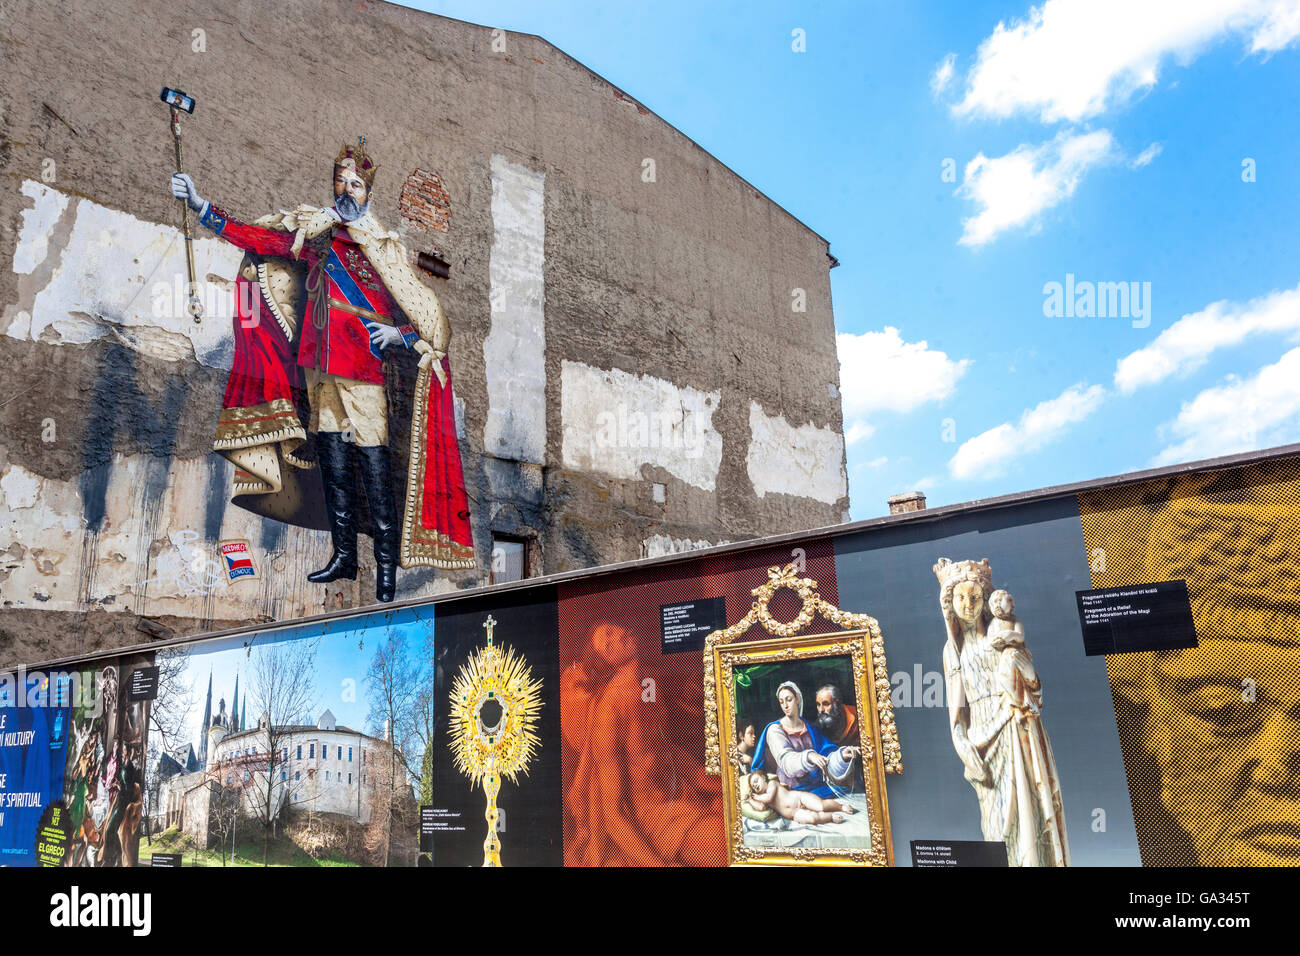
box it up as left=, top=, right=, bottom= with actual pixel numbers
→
left=365, top=321, right=403, bottom=351
left=170, top=172, right=206, bottom=214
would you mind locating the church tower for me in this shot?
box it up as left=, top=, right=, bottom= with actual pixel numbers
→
left=231, top=673, right=240, bottom=732
left=199, top=668, right=213, bottom=768
left=208, top=696, right=230, bottom=767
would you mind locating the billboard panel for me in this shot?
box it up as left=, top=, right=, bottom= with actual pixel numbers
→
left=3, top=453, right=1299, bottom=867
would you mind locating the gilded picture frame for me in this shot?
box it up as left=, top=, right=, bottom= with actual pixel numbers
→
left=715, top=628, right=895, bottom=866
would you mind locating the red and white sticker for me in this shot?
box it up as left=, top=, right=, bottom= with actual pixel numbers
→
left=218, top=539, right=257, bottom=581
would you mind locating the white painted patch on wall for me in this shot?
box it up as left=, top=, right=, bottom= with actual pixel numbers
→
left=560, top=361, right=723, bottom=491
left=0, top=455, right=454, bottom=619
left=746, top=401, right=847, bottom=505
left=642, top=534, right=730, bottom=559
left=13, top=180, right=70, bottom=275
left=483, top=154, right=547, bottom=465
left=0, top=463, right=43, bottom=511
left=7, top=179, right=244, bottom=369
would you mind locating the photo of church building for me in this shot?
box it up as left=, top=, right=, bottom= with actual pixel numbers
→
left=153, top=680, right=400, bottom=845
left=139, top=609, right=431, bottom=866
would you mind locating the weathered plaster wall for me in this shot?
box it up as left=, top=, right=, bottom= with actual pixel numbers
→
left=0, top=0, right=847, bottom=665
left=483, top=154, right=546, bottom=465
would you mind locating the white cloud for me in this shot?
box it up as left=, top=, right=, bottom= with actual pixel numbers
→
left=1114, top=281, right=1300, bottom=392
left=1130, top=142, right=1163, bottom=168
left=836, top=328, right=970, bottom=440
left=957, top=129, right=1116, bottom=246
left=845, top=421, right=876, bottom=446
left=1151, top=347, right=1300, bottom=465
left=948, top=383, right=1107, bottom=479
left=931, top=54, right=957, bottom=95
left=948, top=0, right=1300, bottom=124
left=1249, top=0, right=1300, bottom=51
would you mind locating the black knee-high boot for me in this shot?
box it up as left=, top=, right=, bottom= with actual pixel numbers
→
left=357, top=444, right=399, bottom=603
left=307, top=432, right=359, bottom=583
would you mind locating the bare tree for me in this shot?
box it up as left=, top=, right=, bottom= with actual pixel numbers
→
left=408, top=625, right=437, bottom=865
left=243, top=638, right=319, bottom=866
left=414, top=683, right=436, bottom=805
left=410, top=623, right=437, bottom=807
left=208, top=783, right=240, bottom=866
left=359, top=743, right=416, bottom=866
left=142, top=646, right=193, bottom=844
left=365, top=629, right=425, bottom=865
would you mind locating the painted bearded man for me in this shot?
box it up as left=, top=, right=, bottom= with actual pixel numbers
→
left=815, top=684, right=860, bottom=748
left=170, top=139, right=474, bottom=602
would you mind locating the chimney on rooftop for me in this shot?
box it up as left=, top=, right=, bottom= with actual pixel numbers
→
left=887, top=491, right=927, bottom=515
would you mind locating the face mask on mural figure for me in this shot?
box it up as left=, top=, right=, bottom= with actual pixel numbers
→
left=334, top=193, right=369, bottom=222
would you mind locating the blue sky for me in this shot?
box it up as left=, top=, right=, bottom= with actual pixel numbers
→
left=410, top=0, right=1300, bottom=519
left=167, top=606, right=433, bottom=757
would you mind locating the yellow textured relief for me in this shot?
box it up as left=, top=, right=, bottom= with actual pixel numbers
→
left=1079, top=459, right=1300, bottom=866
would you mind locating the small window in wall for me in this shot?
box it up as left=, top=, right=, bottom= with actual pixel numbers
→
left=490, top=536, right=527, bottom=585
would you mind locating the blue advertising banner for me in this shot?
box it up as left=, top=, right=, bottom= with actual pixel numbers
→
left=0, top=673, right=71, bottom=866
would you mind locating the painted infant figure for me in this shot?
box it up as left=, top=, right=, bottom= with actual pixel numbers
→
left=746, top=771, right=856, bottom=825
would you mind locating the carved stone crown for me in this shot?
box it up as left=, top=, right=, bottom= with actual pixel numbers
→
left=335, top=136, right=378, bottom=188
left=933, top=557, right=992, bottom=593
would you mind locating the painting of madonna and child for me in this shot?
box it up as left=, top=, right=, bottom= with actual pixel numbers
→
left=732, top=657, right=874, bottom=852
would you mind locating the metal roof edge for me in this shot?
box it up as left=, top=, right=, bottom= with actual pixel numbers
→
left=17, top=441, right=1300, bottom=672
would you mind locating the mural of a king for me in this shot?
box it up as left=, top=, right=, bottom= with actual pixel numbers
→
left=169, top=138, right=475, bottom=604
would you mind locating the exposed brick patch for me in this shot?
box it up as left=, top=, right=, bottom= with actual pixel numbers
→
left=399, top=168, right=451, bottom=233
left=614, top=90, right=649, bottom=115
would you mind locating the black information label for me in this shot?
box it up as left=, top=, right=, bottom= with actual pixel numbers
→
left=1076, top=580, right=1197, bottom=656
left=149, top=852, right=183, bottom=867
left=660, top=597, right=727, bottom=655
left=423, top=807, right=465, bottom=835
left=419, top=805, right=436, bottom=852
left=127, top=666, right=160, bottom=702
left=910, top=840, right=1007, bottom=867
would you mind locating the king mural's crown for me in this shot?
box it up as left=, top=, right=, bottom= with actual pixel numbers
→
left=335, top=136, right=378, bottom=188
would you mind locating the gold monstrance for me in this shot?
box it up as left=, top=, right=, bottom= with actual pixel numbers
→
left=448, top=615, right=543, bottom=866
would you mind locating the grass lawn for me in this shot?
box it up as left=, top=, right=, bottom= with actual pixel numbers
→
left=140, top=826, right=359, bottom=867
